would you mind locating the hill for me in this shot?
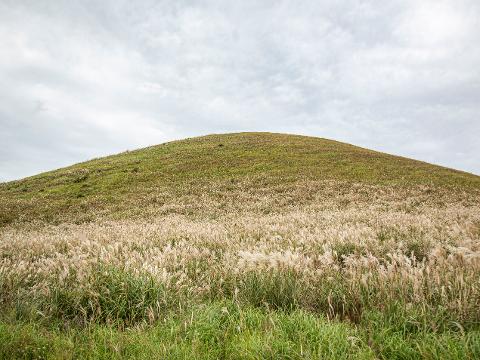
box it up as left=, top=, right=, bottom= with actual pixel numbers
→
left=1, top=132, right=479, bottom=226
left=1, top=133, right=480, bottom=359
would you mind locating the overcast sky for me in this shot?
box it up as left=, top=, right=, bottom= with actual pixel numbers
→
left=1, top=0, right=479, bottom=181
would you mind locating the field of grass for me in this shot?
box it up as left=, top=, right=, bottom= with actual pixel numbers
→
left=1, top=132, right=480, bottom=359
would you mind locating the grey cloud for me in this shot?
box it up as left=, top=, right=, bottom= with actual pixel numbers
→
left=1, top=0, right=479, bottom=181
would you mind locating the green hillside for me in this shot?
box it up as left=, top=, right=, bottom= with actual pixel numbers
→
left=1, top=132, right=478, bottom=226
left=1, top=133, right=480, bottom=359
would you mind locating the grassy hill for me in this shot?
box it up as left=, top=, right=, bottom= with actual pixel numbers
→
left=1, top=132, right=479, bottom=226
left=1, top=133, right=480, bottom=359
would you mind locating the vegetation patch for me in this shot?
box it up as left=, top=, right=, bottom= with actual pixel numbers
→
left=43, top=268, right=173, bottom=328
left=1, top=133, right=479, bottom=358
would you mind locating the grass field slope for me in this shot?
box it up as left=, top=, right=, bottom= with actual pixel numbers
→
left=1, top=132, right=480, bottom=359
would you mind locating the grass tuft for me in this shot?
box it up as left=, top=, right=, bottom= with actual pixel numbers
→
left=44, top=268, right=173, bottom=328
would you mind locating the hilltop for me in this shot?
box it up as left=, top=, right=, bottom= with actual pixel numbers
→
left=1, top=132, right=479, bottom=226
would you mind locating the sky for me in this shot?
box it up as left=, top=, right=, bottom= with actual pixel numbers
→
left=1, top=0, right=479, bottom=181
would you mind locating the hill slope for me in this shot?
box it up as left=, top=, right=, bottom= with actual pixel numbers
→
left=1, top=132, right=479, bottom=225
left=1, top=133, right=480, bottom=358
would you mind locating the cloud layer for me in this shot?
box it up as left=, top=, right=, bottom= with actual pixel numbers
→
left=1, top=0, right=479, bottom=181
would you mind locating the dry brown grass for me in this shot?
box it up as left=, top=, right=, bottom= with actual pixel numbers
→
left=2, top=179, right=479, bottom=329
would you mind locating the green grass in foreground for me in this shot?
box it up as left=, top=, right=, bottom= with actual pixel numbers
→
left=1, top=268, right=479, bottom=359
left=2, top=301, right=479, bottom=360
